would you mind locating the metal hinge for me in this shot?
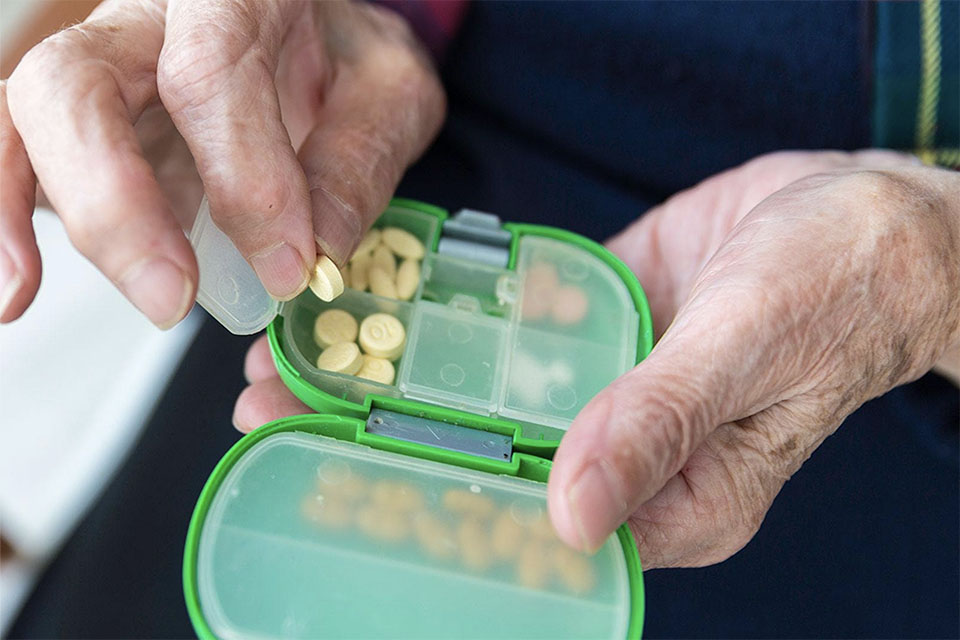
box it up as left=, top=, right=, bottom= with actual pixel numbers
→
left=365, top=408, right=513, bottom=462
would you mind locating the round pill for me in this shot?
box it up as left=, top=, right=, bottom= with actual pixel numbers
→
left=354, top=228, right=381, bottom=257
left=457, top=518, right=493, bottom=571
left=551, top=285, right=589, bottom=325
left=368, top=267, right=399, bottom=299
left=442, top=489, right=495, bottom=519
left=553, top=546, right=596, bottom=594
left=301, top=494, right=353, bottom=529
left=414, top=512, right=458, bottom=560
left=491, top=511, right=524, bottom=559
left=356, top=355, right=396, bottom=385
left=372, top=244, right=397, bottom=279
left=313, top=309, right=359, bottom=348
left=316, top=342, right=363, bottom=375
left=359, top=313, right=406, bottom=360
left=349, top=252, right=370, bottom=292
left=516, top=541, right=550, bottom=590
left=381, top=227, right=426, bottom=260
left=308, top=255, right=345, bottom=302
left=396, top=258, right=420, bottom=301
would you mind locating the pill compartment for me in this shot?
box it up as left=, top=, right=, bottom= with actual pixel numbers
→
left=397, top=301, right=509, bottom=414
left=280, top=288, right=414, bottom=403
left=417, top=253, right=518, bottom=318
left=196, top=430, right=631, bottom=640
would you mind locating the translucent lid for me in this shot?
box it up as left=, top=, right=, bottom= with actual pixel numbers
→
left=196, top=431, right=632, bottom=639
left=188, top=198, right=278, bottom=335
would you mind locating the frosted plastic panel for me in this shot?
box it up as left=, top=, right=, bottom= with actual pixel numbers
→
left=188, top=198, right=278, bottom=335
left=397, top=301, right=508, bottom=413
left=197, top=432, right=630, bottom=640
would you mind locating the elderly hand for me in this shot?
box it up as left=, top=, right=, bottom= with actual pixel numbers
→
left=232, top=150, right=959, bottom=568
left=1, top=0, right=444, bottom=327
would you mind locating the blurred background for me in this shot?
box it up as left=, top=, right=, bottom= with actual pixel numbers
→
left=0, top=2, right=202, bottom=634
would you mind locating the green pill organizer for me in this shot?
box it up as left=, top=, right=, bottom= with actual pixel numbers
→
left=184, top=199, right=654, bottom=639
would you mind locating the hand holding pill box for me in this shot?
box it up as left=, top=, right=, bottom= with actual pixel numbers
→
left=185, top=200, right=654, bottom=639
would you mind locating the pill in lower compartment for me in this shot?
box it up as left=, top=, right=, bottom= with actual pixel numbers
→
left=491, top=511, right=525, bottom=559
left=381, top=227, right=426, bottom=260
left=308, top=255, right=345, bottom=302
left=521, top=263, right=559, bottom=320
left=316, top=342, right=363, bottom=375
left=395, top=258, right=420, bottom=301
left=457, top=518, right=493, bottom=571
left=516, top=541, right=550, bottom=589
left=414, top=512, right=458, bottom=560
left=358, top=313, right=406, bottom=360
left=313, top=309, right=359, bottom=348
left=553, top=545, right=597, bottom=594
left=356, top=355, right=395, bottom=385
left=442, top=489, right=496, bottom=519
left=370, top=481, right=424, bottom=512
left=356, top=505, right=410, bottom=542
left=368, top=266, right=399, bottom=299
left=301, top=494, right=353, bottom=529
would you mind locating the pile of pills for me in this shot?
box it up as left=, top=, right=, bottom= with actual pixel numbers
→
left=313, top=309, right=406, bottom=384
left=521, top=262, right=589, bottom=326
left=345, top=227, right=425, bottom=301
left=300, top=462, right=597, bottom=595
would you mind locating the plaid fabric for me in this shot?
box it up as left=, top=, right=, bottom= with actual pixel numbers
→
left=376, top=0, right=470, bottom=62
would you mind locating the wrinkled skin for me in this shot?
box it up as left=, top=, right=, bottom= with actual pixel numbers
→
left=1, top=0, right=444, bottom=326
left=235, top=150, right=960, bottom=568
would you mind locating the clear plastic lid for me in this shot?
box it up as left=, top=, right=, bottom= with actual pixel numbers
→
left=197, top=431, right=631, bottom=639
left=188, top=198, right=278, bottom=335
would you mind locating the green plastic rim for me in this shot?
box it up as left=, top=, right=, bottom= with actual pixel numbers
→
left=183, top=415, right=645, bottom=639
left=185, top=199, right=652, bottom=638
left=266, top=199, right=655, bottom=455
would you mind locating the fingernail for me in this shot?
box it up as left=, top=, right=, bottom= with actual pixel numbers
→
left=0, top=249, right=24, bottom=321
left=250, top=242, right=309, bottom=301
left=120, top=258, right=193, bottom=330
left=566, top=460, right=627, bottom=553
left=310, top=188, right=362, bottom=266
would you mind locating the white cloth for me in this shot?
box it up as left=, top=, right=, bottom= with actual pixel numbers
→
left=0, top=210, right=202, bottom=634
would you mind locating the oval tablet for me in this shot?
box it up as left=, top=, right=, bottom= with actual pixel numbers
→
left=313, top=309, right=359, bottom=348
left=316, top=342, right=363, bottom=375
left=371, top=244, right=396, bottom=279
left=368, top=267, right=398, bottom=299
left=370, top=481, right=424, bottom=512
left=553, top=546, right=596, bottom=594
left=516, top=541, right=551, bottom=590
left=308, top=255, right=345, bottom=302
left=491, top=511, right=524, bottom=559
left=358, top=313, right=406, bottom=360
left=349, top=252, right=370, bottom=292
left=356, top=355, right=395, bottom=385
left=301, top=495, right=352, bottom=529
left=414, top=512, right=457, bottom=560
left=382, top=227, right=426, bottom=260
left=396, top=258, right=420, bottom=301
left=354, top=228, right=381, bottom=257
left=457, top=518, right=493, bottom=571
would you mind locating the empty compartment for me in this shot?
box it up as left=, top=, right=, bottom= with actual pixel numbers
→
left=397, top=301, right=508, bottom=414
left=197, top=431, right=631, bottom=639
left=499, top=326, right=635, bottom=431
left=280, top=289, right=414, bottom=403
left=514, top=236, right=639, bottom=349
left=417, top=253, right=519, bottom=318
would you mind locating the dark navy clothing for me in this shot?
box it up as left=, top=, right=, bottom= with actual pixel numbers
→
left=11, top=2, right=958, bottom=638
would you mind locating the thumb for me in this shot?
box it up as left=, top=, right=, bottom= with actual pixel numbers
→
left=547, top=286, right=772, bottom=552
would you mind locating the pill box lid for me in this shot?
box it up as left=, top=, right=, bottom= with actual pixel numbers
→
left=188, top=198, right=279, bottom=335
left=184, top=416, right=645, bottom=640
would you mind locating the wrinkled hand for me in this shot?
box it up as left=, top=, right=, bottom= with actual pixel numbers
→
left=1, top=0, right=444, bottom=327
left=232, top=150, right=960, bottom=569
